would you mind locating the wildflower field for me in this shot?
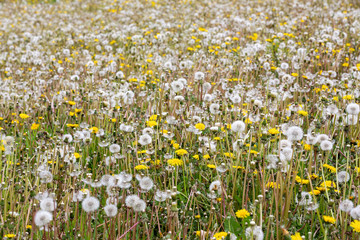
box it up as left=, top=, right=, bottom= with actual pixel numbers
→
left=2, top=0, right=360, bottom=239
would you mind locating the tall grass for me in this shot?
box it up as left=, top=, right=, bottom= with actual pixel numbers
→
left=1, top=0, right=360, bottom=239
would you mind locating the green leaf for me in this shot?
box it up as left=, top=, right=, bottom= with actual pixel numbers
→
left=224, top=215, right=241, bottom=235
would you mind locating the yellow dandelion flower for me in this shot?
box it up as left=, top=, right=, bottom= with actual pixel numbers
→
left=192, top=155, right=199, bottom=160
left=248, top=150, right=258, bottom=155
left=323, top=164, right=336, bottom=173
left=31, top=123, right=40, bottom=130
left=146, top=120, right=158, bottom=127
left=135, top=165, right=149, bottom=170
left=149, top=115, right=157, bottom=121
left=151, top=159, right=161, bottom=165
left=266, top=182, right=280, bottom=189
left=196, top=230, right=209, bottom=237
left=167, top=158, right=183, bottom=166
left=297, top=110, right=308, bottom=116
left=310, top=174, right=318, bottom=179
left=81, top=188, right=90, bottom=194
left=304, top=144, right=311, bottom=150
left=291, top=232, right=302, bottom=240
left=195, top=123, right=206, bottom=131
left=203, top=154, right=210, bottom=159
left=4, top=234, right=16, bottom=238
left=320, top=180, right=337, bottom=188
left=213, top=232, right=227, bottom=240
left=19, top=114, right=30, bottom=119
left=323, top=215, right=336, bottom=224
left=268, top=128, right=280, bottom=134
left=66, top=124, right=79, bottom=128
left=235, top=209, right=250, bottom=219
left=175, top=149, right=188, bottom=156
left=223, top=152, right=234, bottom=158
left=244, top=118, right=252, bottom=124
left=232, top=166, right=245, bottom=170
left=343, top=95, right=354, bottom=100
left=295, top=176, right=309, bottom=184
left=350, top=220, right=360, bottom=233
left=89, top=127, right=99, bottom=133
left=309, top=190, right=321, bottom=195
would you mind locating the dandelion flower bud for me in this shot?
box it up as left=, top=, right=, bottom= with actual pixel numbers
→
left=298, top=192, right=312, bottom=206
left=339, top=199, right=354, bottom=212
left=245, top=225, right=264, bottom=240
left=109, top=144, right=120, bottom=153
left=216, top=163, right=227, bottom=173
left=280, top=147, right=293, bottom=161
left=351, top=205, right=360, bottom=220
left=155, top=190, right=171, bottom=202
left=82, top=196, right=100, bottom=213
left=34, top=210, right=53, bottom=227
left=209, top=103, right=220, bottom=114
left=209, top=180, right=222, bottom=194
left=101, top=174, right=116, bottom=187
left=142, top=127, right=154, bottom=135
left=204, top=94, right=213, bottom=102
left=125, top=195, right=140, bottom=208
left=279, top=139, right=292, bottom=149
left=306, top=202, right=319, bottom=211
left=139, top=176, right=154, bottom=192
left=337, top=171, right=350, bottom=183
left=320, top=140, right=333, bottom=151
left=230, top=94, right=241, bottom=104
left=316, top=134, right=329, bottom=143
left=132, top=199, right=146, bottom=212
left=40, top=198, right=57, bottom=212
left=39, top=170, right=53, bottom=184
left=326, top=104, right=339, bottom=115
left=171, top=80, right=184, bottom=93
left=285, top=126, right=303, bottom=141
left=62, top=134, right=73, bottom=143
left=138, top=134, right=152, bottom=146
left=346, top=103, right=360, bottom=115
left=231, top=120, right=245, bottom=133
left=116, top=71, right=125, bottom=79
left=104, top=204, right=118, bottom=217
left=280, top=62, right=289, bottom=70
left=194, top=71, right=205, bottom=81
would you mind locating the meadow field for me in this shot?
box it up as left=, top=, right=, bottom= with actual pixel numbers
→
left=1, top=0, right=360, bottom=239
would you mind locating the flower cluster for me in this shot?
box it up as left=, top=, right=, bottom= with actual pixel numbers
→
left=2, top=0, right=360, bottom=239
